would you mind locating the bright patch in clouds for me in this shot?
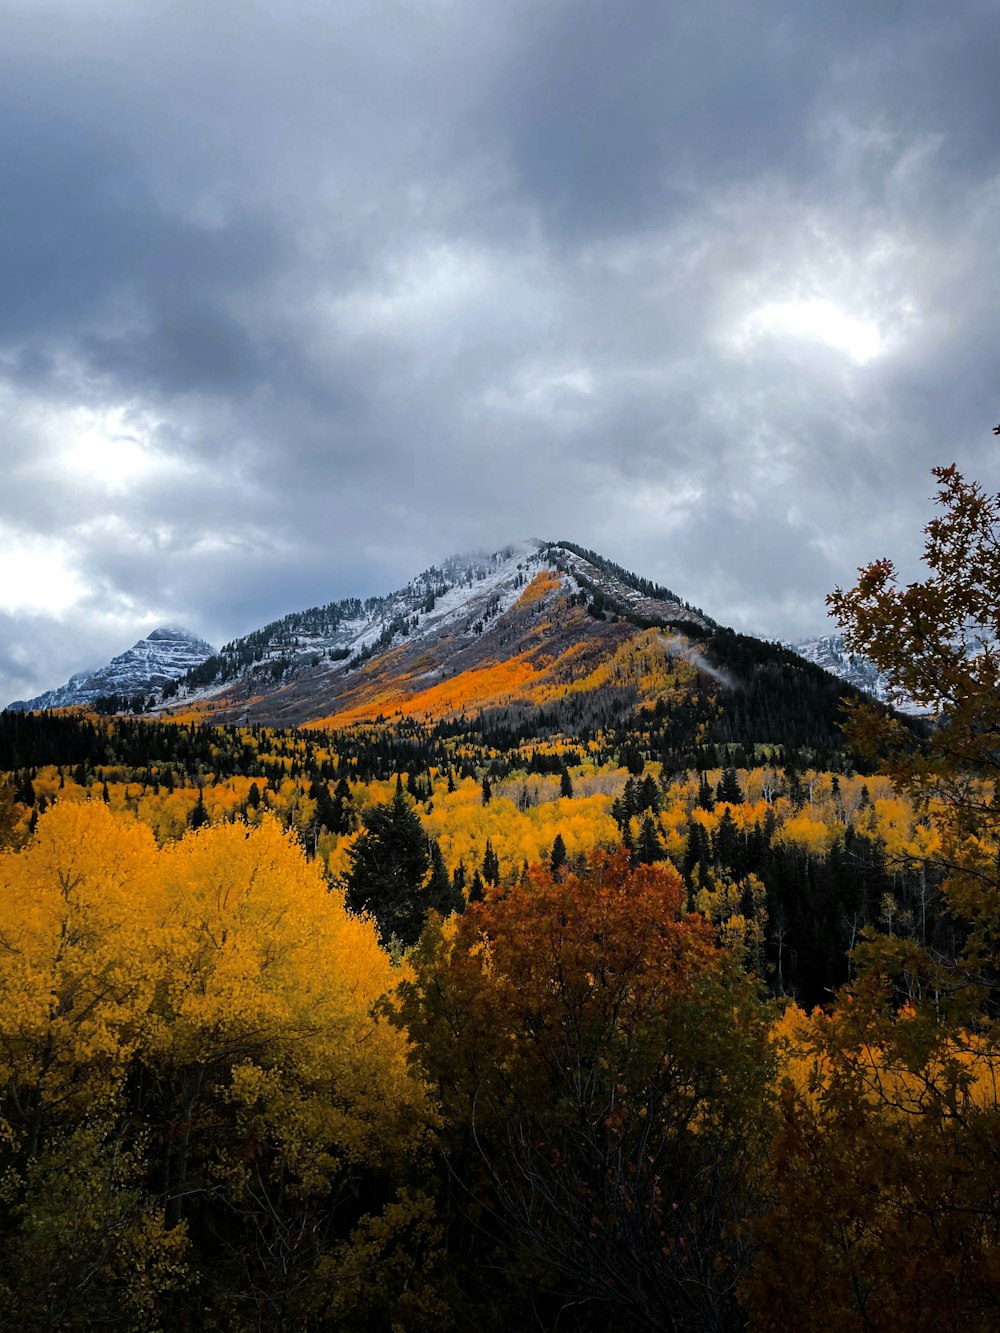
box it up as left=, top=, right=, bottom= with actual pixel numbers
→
left=0, top=529, right=87, bottom=615
left=61, top=406, right=161, bottom=490
left=735, top=299, right=884, bottom=363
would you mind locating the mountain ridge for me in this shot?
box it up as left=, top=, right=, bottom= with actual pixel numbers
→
left=8, top=627, right=217, bottom=713
left=153, top=540, right=718, bottom=729
left=6, top=544, right=909, bottom=747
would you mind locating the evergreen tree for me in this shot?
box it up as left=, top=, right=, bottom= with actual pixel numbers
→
left=308, top=776, right=336, bottom=831
left=621, top=744, right=645, bottom=776
left=0, top=782, right=18, bottom=850
left=344, top=785, right=430, bottom=947
left=427, top=840, right=464, bottom=917
left=482, top=839, right=500, bottom=887
left=481, top=775, right=493, bottom=805
left=550, top=833, right=568, bottom=878
left=329, top=776, right=355, bottom=834
left=716, top=767, right=743, bottom=805
left=697, top=773, right=716, bottom=811
left=560, top=766, right=574, bottom=799
left=683, top=821, right=710, bottom=883
left=639, top=774, right=660, bottom=814
left=189, top=789, right=209, bottom=829
left=637, top=814, right=664, bottom=865
left=714, top=807, right=739, bottom=873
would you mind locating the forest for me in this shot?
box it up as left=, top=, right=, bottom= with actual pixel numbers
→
left=0, top=464, right=999, bottom=1330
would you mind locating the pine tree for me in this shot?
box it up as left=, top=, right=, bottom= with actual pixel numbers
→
left=308, top=776, right=336, bottom=830
left=482, top=839, right=500, bottom=887
left=550, top=833, right=568, bottom=878
left=560, top=766, right=574, bottom=799
left=716, top=767, right=743, bottom=805
left=683, top=821, right=710, bottom=883
left=714, top=807, right=739, bottom=872
left=344, top=784, right=430, bottom=947
left=0, top=782, right=18, bottom=850
left=637, top=814, right=664, bottom=865
left=426, top=840, right=464, bottom=917
left=329, top=776, right=355, bottom=834
left=189, top=789, right=209, bottom=829
left=639, top=774, right=660, bottom=814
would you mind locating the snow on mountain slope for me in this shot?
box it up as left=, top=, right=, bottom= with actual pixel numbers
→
left=786, top=633, right=931, bottom=716
left=8, top=627, right=217, bottom=711
left=157, top=540, right=716, bottom=727
left=173, top=541, right=553, bottom=697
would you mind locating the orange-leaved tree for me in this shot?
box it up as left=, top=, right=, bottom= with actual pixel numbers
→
left=398, top=850, right=773, bottom=1333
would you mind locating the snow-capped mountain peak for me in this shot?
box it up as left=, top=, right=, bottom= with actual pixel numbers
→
left=8, top=627, right=217, bottom=711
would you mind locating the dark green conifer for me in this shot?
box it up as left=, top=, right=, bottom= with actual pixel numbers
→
left=427, top=840, right=464, bottom=917
left=550, top=833, right=568, bottom=877
left=637, top=814, right=664, bottom=865
left=345, top=784, right=430, bottom=947
left=482, top=838, right=500, bottom=887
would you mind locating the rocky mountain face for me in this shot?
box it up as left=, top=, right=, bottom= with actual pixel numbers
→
left=137, top=543, right=868, bottom=764
left=8, top=627, right=217, bottom=712
left=8, top=546, right=903, bottom=749
left=155, top=540, right=719, bottom=730
left=786, top=633, right=930, bottom=716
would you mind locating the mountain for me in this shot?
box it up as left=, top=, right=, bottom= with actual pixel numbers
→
left=157, top=540, right=704, bottom=727
left=155, top=541, right=875, bottom=757
left=8, top=627, right=217, bottom=712
left=786, top=633, right=930, bottom=717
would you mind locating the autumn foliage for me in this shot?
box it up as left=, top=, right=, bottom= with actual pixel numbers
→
left=398, top=851, right=773, bottom=1330
left=7, top=460, right=1000, bottom=1326
left=0, top=801, right=438, bottom=1327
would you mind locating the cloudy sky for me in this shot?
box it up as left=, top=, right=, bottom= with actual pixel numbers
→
left=3, top=0, right=999, bottom=703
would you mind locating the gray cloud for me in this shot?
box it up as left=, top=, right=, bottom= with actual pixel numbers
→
left=2, top=0, right=1000, bottom=703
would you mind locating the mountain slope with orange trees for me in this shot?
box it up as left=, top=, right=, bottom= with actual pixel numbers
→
left=136, top=539, right=890, bottom=764
left=153, top=541, right=718, bottom=732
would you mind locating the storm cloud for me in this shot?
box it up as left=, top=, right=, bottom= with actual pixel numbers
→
left=3, top=0, right=999, bottom=702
